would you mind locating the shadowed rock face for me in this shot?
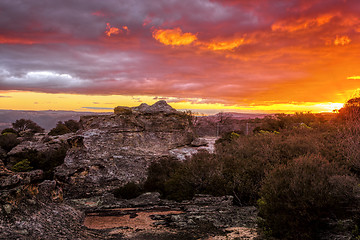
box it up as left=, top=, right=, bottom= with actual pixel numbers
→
left=55, top=101, right=195, bottom=198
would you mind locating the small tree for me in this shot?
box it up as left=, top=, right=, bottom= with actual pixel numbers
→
left=49, top=121, right=71, bottom=136
left=338, top=96, right=360, bottom=123
left=12, top=119, right=44, bottom=133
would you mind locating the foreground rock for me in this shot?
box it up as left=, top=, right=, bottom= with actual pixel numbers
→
left=72, top=193, right=259, bottom=240
left=0, top=166, right=101, bottom=239
left=55, top=101, right=195, bottom=198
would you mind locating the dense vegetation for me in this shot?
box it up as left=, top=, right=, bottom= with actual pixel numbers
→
left=138, top=97, right=360, bottom=239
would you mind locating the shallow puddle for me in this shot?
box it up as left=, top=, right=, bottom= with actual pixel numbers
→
left=84, top=209, right=183, bottom=230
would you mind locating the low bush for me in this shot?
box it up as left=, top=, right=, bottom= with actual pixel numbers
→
left=113, top=182, right=143, bottom=199
left=11, top=159, right=33, bottom=172
left=10, top=143, right=68, bottom=179
left=144, top=152, right=226, bottom=202
left=49, top=122, right=71, bottom=136
left=144, top=157, right=181, bottom=195
left=0, top=133, right=20, bottom=152
left=258, top=154, right=359, bottom=239
left=49, top=120, right=80, bottom=136
left=1, top=128, right=17, bottom=135
left=164, top=151, right=225, bottom=201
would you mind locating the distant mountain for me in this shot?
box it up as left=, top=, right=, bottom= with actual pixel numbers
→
left=0, top=110, right=106, bottom=130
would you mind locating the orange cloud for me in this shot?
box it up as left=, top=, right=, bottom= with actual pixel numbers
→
left=334, top=35, right=351, bottom=46
left=206, top=38, right=248, bottom=51
left=153, top=27, right=249, bottom=51
left=105, top=23, right=128, bottom=37
left=271, top=14, right=334, bottom=32
left=152, top=28, right=197, bottom=46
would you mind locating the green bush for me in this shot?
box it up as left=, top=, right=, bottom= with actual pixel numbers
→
left=1, top=128, right=17, bottom=135
left=113, top=182, right=143, bottom=199
left=215, top=131, right=243, bottom=145
left=11, top=159, right=33, bottom=172
left=11, top=144, right=68, bottom=179
left=258, top=154, right=359, bottom=239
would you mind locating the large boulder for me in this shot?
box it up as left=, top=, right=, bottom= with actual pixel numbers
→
left=55, top=101, right=195, bottom=198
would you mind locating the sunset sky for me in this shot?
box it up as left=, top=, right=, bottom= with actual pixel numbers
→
left=0, top=0, right=359, bottom=114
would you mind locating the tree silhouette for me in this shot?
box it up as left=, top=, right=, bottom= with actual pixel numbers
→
left=12, top=119, right=44, bottom=133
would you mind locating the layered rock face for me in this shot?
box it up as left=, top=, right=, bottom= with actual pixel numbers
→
left=55, top=101, right=195, bottom=198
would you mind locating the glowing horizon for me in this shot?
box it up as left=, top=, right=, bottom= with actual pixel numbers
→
left=0, top=91, right=346, bottom=115
left=1, top=1, right=360, bottom=113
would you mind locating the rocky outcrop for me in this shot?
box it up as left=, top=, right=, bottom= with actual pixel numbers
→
left=55, top=101, right=195, bottom=198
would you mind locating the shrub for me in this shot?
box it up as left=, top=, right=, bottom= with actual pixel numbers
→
left=164, top=151, right=225, bottom=201
left=258, top=154, right=359, bottom=239
left=49, top=120, right=80, bottom=136
left=0, top=133, right=20, bottom=152
left=49, top=121, right=71, bottom=136
left=338, top=97, right=360, bottom=122
left=144, top=152, right=226, bottom=202
left=63, top=119, right=80, bottom=132
left=11, top=159, right=33, bottom=172
left=256, top=112, right=319, bottom=132
left=217, top=134, right=277, bottom=205
left=10, top=144, right=68, bottom=179
left=1, top=128, right=17, bottom=135
left=113, top=182, right=143, bottom=199
left=335, top=97, right=360, bottom=175
left=144, top=157, right=181, bottom=196
left=215, top=131, right=243, bottom=145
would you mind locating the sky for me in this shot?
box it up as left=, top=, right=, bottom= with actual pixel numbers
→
left=0, top=0, right=359, bottom=114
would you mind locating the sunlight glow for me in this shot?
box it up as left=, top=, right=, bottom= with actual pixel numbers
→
left=0, top=91, right=345, bottom=114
